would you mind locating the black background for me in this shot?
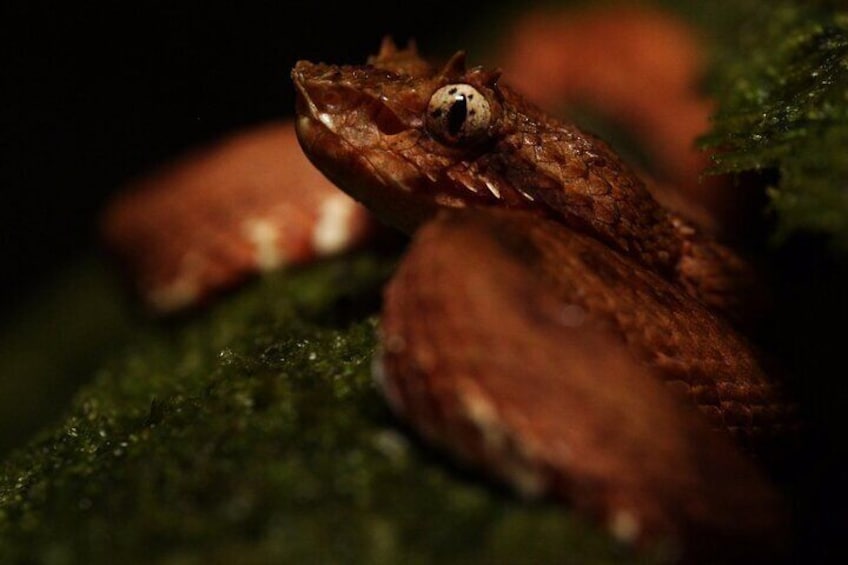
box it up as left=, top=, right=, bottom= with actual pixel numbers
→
left=1, top=1, right=495, bottom=313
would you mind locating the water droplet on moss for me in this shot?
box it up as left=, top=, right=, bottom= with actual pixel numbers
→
left=218, top=348, right=237, bottom=366
left=372, top=429, right=409, bottom=464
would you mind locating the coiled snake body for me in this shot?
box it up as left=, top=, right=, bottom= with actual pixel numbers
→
left=292, top=40, right=791, bottom=560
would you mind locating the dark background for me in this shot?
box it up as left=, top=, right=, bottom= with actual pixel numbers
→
left=1, top=1, right=496, bottom=313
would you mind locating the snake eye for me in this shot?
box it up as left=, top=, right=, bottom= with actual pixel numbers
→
left=426, top=84, right=492, bottom=145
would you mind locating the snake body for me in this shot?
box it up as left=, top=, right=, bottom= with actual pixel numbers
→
left=292, top=41, right=791, bottom=560
left=103, top=36, right=793, bottom=562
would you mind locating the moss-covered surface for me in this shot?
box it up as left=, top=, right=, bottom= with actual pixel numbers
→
left=0, top=258, right=135, bottom=455
left=0, top=254, right=653, bottom=564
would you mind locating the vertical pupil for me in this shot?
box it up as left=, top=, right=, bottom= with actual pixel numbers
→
left=446, top=95, right=468, bottom=137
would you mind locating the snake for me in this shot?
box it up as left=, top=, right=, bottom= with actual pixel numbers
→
left=103, top=35, right=794, bottom=562
left=291, top=39, right=793, bottom=561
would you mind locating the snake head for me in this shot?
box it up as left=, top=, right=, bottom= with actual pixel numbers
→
left=292, top=47, right=512, bottom=234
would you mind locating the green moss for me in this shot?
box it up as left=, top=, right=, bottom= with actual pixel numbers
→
left=695, top=1, right=848, bottom=245
left=0, top=258, right=135, bottom=454
left=0, top=255, right=648, bottom=564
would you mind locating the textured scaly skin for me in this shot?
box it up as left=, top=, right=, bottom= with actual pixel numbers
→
left=293, top=41, right=792, bottom=556
left=292, top=42, right=760, bottom=322
left=378, top=209, right=787, bottom=558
